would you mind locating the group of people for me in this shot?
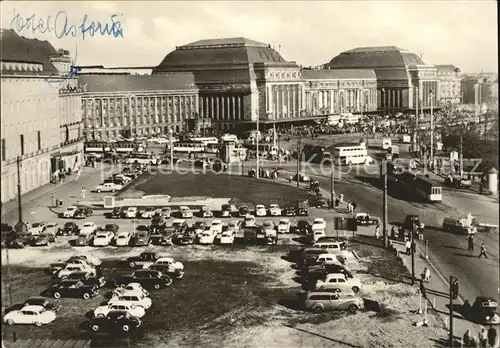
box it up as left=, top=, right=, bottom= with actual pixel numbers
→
left=463, top=326, right=498, bottom=348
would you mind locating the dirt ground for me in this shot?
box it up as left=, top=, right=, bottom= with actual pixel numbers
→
left=2, top=237, right=449, bottom=348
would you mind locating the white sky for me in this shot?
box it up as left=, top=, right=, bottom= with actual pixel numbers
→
left=1, top=0, right=498, bottom=73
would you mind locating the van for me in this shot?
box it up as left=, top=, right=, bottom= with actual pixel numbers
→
left=442, top=217, right=476, bottom=235
left=299, top=291, right=363, bottom=313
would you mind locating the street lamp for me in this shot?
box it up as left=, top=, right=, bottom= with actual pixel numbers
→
left=14, top=155, right=26, bottom=233
left=430, top=90, right=434, bottom=165
left=169, top=128, right=174, bottom=171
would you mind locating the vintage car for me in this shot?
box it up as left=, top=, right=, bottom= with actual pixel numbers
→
left=284, top=205, right=297, bottom=216
left=221, top=204, right=232, bottom=218
left=94, top=301, right=146, bottom=319
left=115, top=270, right=172, bottom=291
left=299, top=291, right=363, bottom=313
left=66, top=271, right=106, bottom=288
left=31, top=232, right=56, bottom=246
left=74, top=207, right=93, bottom=219
left=88, top=310, right=141, bottom=333
left=315, top=273, right=362, bottom=293
left=355, top=213, right=380, bottom=226
left=58, top=222, right=79, bottom=236
left=93, top=231, right=115, bottom=246
left=238, top=206, right=250, bottom=217
left=199, top=206, right=214, bottom=218
left=3, top=305, right=57, bottom=326
left=125, top=251, right=160, bottom=268
left=464, top=296, right=500, bottom=325
left=45, top=279, right=99, bottom=300
left=296, top=202, right=309, bottom=216
left=268, top=204, right=282, bottom=216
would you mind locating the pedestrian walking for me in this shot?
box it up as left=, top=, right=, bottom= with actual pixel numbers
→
left=375, top=225, right=380, bottom=239
left=335, top=198, right=340, bottom=208
left=390, top=226, right=396, bottom=239
left=468, top=234, right=474, bottom=251
left=352, top=201, right=357, bottom=212
left=478, top=243, right=488, bottom=258
left=464, top=330, right=473, bottom=347
left=419, top=278, right=427, bottom=299
left=339, top=193, right=344, bottom=203
left=487, top=326, right=497, bottom=348
left=423, top=267, right=431, bottom=282
left=289, top=175, right=292, bottom=184
left=405, top=239, right=412, bottom=255
left=479, top=327, right=488, bottom=348
left=451, top=278, right=459, bottom=300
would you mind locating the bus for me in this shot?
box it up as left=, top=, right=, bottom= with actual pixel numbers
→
left=124, top=152, right=158, bottom=165
left=188, top=136, right=219, bottom=145
left=84, top=141, right=112, bottom=153
left=333, top=144, right=368, bottom=165
left=205, top=143, right=222, bottom=155
left=113, top=141, right=139, bottom=154
left=243, top=143, right=277, bottom=157
left=396, top=171, right=442, bottom=202
left=172, top=141, right=205, bottom=153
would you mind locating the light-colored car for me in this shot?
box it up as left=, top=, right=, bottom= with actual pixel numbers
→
left=70, top=254, right=102, bottom=266
left=277, top=219, right=291, bottom=234
left=312, top=230, right=326, bottom=242
left=125, top=207, right=138, bottom=219
left=112, top=283, right=150, bottom=298
left=108, top=290, right=152, bottom=309
left=254, top=205, right=267, bottom=217
left=161, top=207, right=172, bottom=219
left=63, top=206, right=78, bottom=218
left=94, top=301, right=146, bottom=319
left=28, top=222, right=46, bottom=236
left=300, top=291, right=363, bottom=313
left=227, top=220, right=242, bottom=233
left=156, top=138, right=169, bottom=144
left=210, top=220, right=224, bottom=234
left=141, top=208, right=158, bottom=219
left=58, top=263, right=96, bottom=279
left=45, top=222, right=59, bottom=236
left=315, top=273, right=362, bottom=293
left=219, top=231, right=235, bottom=245
left=316, top=253, right=343, bottom=266
left=312, top=218, right=326, bottom=231
left=115, top=231, right=133, bottom=246
left=180, top=206, right=193, bottom=219
left=80, top=222, right=97, bottom=235
left=200, top=206, right=214, bottom=218
left=198, top=228, right=217, bottom=245
left=149, top=257, right=184, bottom=276
left=93, top=231, right=115, bottom=246
left=3, top=305, right=57, bottom=326
left=268, top=204, right=282, bottom=216
left=244, top=215, right=256, bottom=227
left=94, top=182, right=123, bottom=193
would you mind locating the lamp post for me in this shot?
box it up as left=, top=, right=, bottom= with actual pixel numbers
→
left=14, top=155, right=25, bottom=233
left=256, top=109, right=260, bottom=179
left=415, top=86, right=419, bottom=154
left=360, top=87, right=364, bottom=117
left=430, top=91, right=434, bottom=165
left=169, top=128, right=174, bottom=171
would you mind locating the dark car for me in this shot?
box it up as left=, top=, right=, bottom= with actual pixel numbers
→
left=104, top=223, right=119, bottom=234
left=66, top=271, right=106, bottom=288
left=45, top=279, right=99, bottom=300
left=296, top=202, right=309, bottom=216
left=172, top=231, right=196, bottom=245
left=110, top=207, right=123, bottom=219
left=132, top=230, right=151, bottom=247
left=74, top=207, right=93, bottom=219
left=23, top=296, right=62, bottom=312
left=115, top=269, right=173, bottom=290
left=150, top=215, right=166, bottom=229
left=125, top=251, right=160, bottom=268
left=146, top=264, right=184, bottom=280
left=301, top=264, right=353, bottom=286
left=296, top=220, right=311, bottom=234
left=171, top=221, right=188, bottom=234
left=88, top=310, right=141, bottom=334
left=31, top=232, right=56, bottom=246
left=7, top=233, right=32, bottom=248
left=283, top=205, right=297, bottom=216
left=464, top=296, right=500, bottom=325
left=403, top=214, right=423, bottom=231
left=239, top=206, right=250, bottom=217
left=74, top=233, right=94, bottom=246
left=150, top=229, right=173, bottom=246
left=59, top=222, right=79, bottom=236
left=356, top=214, right=380, bottom=226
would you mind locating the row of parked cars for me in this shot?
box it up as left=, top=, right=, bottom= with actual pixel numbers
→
left=92, top=165, right=146, bottom=193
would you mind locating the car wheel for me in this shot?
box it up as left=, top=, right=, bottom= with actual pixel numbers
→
left=53, top=292, right=61, bottom=299
left=35, top=321, right=42, bottom=327
left=91, top=324, right=99, bottom=332
left=129, top=261, right=136, bottom=268
left=6, top=319, right=14, bottom=326
left=313, top=305, right=323, bottom=313
left=352, top=286, right=360, bottom=293
left=348, top=304, right=358, bottom=313
left=97, top=189, right=101, bottom=193
left=122, top=324, right=130, bottom=332
left=82, top=292, right=91, bottom=300
left=164, top=276, right=173, bottom=286
left=154, top=283, right=161, bottom=290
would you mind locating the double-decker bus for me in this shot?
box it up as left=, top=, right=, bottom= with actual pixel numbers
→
left=332, top=144, right=368, bottom=165
left=84, top=141, right=112, bottom=154
left=124, top=152, right=158, bottom=165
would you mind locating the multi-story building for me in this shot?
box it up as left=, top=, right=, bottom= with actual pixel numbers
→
left=324, top=46, right=439, bottom=111
left=153, top=37, right=377, bottom=132
left=0, top=29, right=83, bottom=204
left=435, top=65, right=462, bottom=106
left=461, top=75, right=497, bottom=105
left=78, top=73, right=199, bottom=139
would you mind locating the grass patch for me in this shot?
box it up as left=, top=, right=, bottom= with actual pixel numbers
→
left=131, top=172, right=313, bottom=208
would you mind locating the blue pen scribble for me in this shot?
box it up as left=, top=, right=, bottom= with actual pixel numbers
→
left=9, top=9, right=123, bottom=40
left=46, top=66, right=82, bottom=86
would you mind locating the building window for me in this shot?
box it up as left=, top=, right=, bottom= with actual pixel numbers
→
left=20, top=134, right=25, bottom=156
left=37, top=131, right=41, bottom=150
left=1, top=138, right=5, bottom=161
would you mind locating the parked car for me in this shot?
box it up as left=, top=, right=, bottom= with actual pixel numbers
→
left=94, top=182, right=123, bottom=193
left=93, top=231, right=115, bottom=246
left=80, top=222, right=98, bottom=235
left=132, top=230, right=151, bottom=247
left=244, top=215, right=256, bottom=227
left=210, top=220, right=224, bottom=234
left=69, top=254, right=102, bottom=267
left=198, top=228, right=217, bottom=245
left=62, top=206, right=78, bottom=218
left=104, top=223, right=119, bottom=234
left=58, top=263, right=96, bottom=279
left=221, top=204, right=232, bottom=217
left=298, top=291, right=363, bottom=313
left=160, top=207, right=171, bottom=219
left=115, top=270, right=172, bottom=291
left=7, top=233, right=31, bottom=248
left=74, top=207, right=93, bottom=219
left=219, top=231, right=235, bottom=245
left=301, top=263, right=352, bottom=285
left=94, top=301, right=146, bottom=319
left=268, top=204, right=282, bottom=216
left=192, top=221, right=207, bottom=236
left=125, top=251, right=160, bottom=268
left=28, top=222, right=46, bottom=236
left=179, top=206, right=193, bottom=219
left=111, top=283, right=149, bottom=298
left=21, top=297, right=61, bottom=312
left=238, top=206, right=250, bottom=217
left=312, top=230, right=326, bottom=243
left=110, top=207, right=123, bottom=219
left=31, top=232, right=56, bottom=246
left=125, top=207, right=139, bottom=219
left=283, top=205, right=296, bottom=216
left=46, top=279, right=99, bottom=300
left=277, top=219, right=291, bottom=234
left=148, top=257, right=184, bottom=278
left=296, top=202, right=309, bottom=216
left=199, top=206, right=214, bottom=218
left=58, top=222, right=79, bottom=236
left=45, top=222, right=59, bottom=235
left=254, top=205, right=267, bottom=217
left=464, top=296, right=500, bottom=325
left=296, top=220, right=311, bottom=234
left=150, top=215, right=167, bottom=230
left=227, top=220, right=242, bottom=233
left=403, top=214, right=424, bottom=231
left=150, top=230, right=172, bottom=246
left=293, top=173, right=311, bottom=182
left=141, top=207, right=157, bottom=219
left=3, top=305, right=57, bottom=326
left=355, top=213, right=380, bottom=226
left=88, top=310, right=141, bottom=334
left=312, top=218, right=326, bottom=231
left=115, top=231, right=133, bottom=246
left=315, top=273, right=361, bottom=293
left=66, top=271, right=106, bottom=288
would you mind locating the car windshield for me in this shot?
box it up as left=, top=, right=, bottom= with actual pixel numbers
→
left=95, top=235, right=107, bottom=239
left=32, top=223, right=42, bottom=227
left=83, top=223, right=93, bottom=227
left=279, top=221, right=288, bottom=225
left=67, top=207, right=76, bottom=211
left=47, top=223, right=57, bottom=228
left=118, top=235, right=127, bottom=239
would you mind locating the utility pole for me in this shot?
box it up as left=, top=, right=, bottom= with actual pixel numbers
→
left=277, top=132, right=281, bottom=165
left=449, top=276, right=455, bottom=347
left=459, top=131, right=463, bottom=178
left=415, top=86, right=419, bottom=154
left=15, top=155, right=24, bottom=233
left=169, top=129, right=174, bottom=171
left=411, top=225, right=416, bottom=285
left=430, top=91, right=434, bottom=166
left=256, top=111, right=260, bottom=179
left=330, top=165, right=334, bottom=204
left=296, top=138, right=301, bottom=189
left=382, top=159, right=388, bottom=247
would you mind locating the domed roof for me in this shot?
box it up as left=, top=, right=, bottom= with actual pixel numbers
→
left=325, top=46, right=426, bottom=69
left=154, top=37, right=286, bottom=72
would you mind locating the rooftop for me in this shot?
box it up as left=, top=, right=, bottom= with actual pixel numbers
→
left=302, top=68, right=376, bottom=80
left=179, top=37, right=270, bottom=49
left=77, top=73, right=198, bottom=93
left=436, top=64, right=461, bottom=73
